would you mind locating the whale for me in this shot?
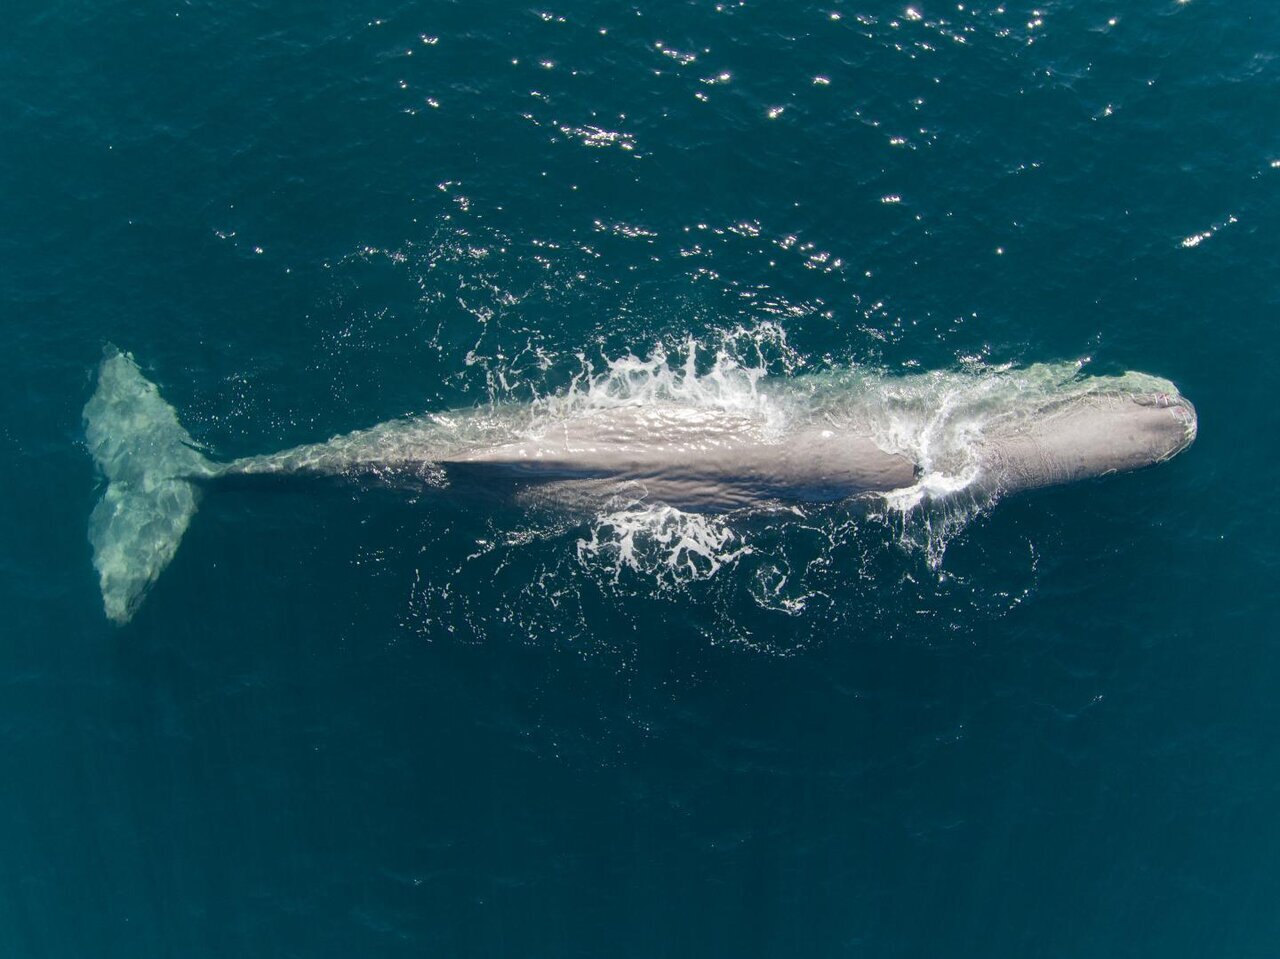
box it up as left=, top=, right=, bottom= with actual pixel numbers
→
left=83, top=347, right=1197, bottom=624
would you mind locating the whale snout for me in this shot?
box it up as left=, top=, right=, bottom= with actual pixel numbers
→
left=1135, top=390, right=1197, bottom=458
left=1161, top=392, right=1196, bottom=447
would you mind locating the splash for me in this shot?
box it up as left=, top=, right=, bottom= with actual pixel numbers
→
left=576, top=495, right=753, bottom=586
left=532, top=321, right=802, bottom=431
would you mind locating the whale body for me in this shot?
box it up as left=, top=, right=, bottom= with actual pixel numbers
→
left=83, top=349, right=1197, bottom=623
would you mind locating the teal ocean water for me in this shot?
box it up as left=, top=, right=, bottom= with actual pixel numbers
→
left=4, top=1, right=1279, bottom=955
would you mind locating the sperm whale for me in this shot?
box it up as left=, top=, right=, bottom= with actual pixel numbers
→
left=83, top=347, right=1197, bottom=623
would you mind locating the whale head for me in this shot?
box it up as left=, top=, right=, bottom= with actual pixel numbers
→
left=1130, top=390, right=1198, bottom=461
left=978, top=386, right=1197, bottom=492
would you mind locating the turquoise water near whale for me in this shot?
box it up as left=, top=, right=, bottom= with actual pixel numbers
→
left=3, top=0, right=1279, bottom=955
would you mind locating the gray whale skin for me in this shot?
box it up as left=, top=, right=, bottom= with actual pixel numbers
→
left=83, top=349, right=1197, bottom=623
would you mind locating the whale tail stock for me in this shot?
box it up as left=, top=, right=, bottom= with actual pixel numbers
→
left=83, top=347, right=215, bottom=624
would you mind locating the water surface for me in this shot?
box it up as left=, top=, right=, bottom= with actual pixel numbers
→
left=3, top=1, right=1279, bottom=955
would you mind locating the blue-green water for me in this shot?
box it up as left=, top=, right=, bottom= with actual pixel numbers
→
left=4, top=1, right=1279, bottom=955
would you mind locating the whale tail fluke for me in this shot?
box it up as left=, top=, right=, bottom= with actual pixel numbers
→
left=84, top=348, right=215, bottom=624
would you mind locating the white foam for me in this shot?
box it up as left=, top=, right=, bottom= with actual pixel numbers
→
left=576, top=494, right=752, bottom=586
left=533, top=322, right=801, bottom=431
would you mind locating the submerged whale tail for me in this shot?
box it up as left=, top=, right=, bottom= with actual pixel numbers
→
left=83, top=348, right=214, bottom=624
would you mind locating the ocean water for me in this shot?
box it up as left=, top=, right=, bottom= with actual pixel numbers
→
left=3, top=0, right=1279, bottom=955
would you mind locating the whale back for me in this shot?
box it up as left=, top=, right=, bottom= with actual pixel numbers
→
left=455, top=405, right=918, bottom=509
